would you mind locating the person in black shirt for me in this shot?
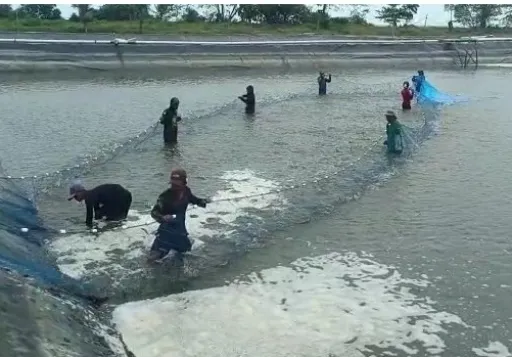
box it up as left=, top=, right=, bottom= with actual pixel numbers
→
left=149, top=168, right=209, bottom=261
left=238, top=85, right=255, bottom=114
left=318, top=71, right=332, bottom=96
left=160, top=97, right=182, bottom=145
left=68, top=182, right=132, bottom=227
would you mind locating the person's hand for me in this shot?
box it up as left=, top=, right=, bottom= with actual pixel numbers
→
left=162, top=215, right=174, bottom=222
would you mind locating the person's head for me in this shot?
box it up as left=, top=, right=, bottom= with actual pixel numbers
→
left=385, top=110, right=397, bottom=124
left=68, top=181, right=87, bottom=202
left=246, top=85, right=254, bottom=94
left=170, top=97, right=180, bottom=110
left=418, top=70, right=424, bottom=76
left=169, top=168, right=187, bottom=189
left=319, top=71, right=325, bottom=78
left=403, top=81, right=410, bottom=88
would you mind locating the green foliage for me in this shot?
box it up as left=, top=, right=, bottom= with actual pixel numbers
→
left=376, top=4, right=419, bottom=27
left=446, top=5, right=502, bottom=29
left=18, top=4, right=61, bottom=20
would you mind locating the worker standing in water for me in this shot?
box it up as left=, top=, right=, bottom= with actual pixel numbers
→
left=412, top=70, right=425, bottom=94
left=148, top=168, right=210, bottom=262
left=317, top=71, right=332, bottom=95
left=383, top=110, right=404, bottom=155
left=160, top=97, right=181, bottom=145
left=401, top=81, right=414, bottom=110
left=238, top=85, right=255, bottom=114
left=67, top=181, right=132, bottom=228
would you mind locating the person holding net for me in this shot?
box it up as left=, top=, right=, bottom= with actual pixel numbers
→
left=148, top=168, right=210, bottom=262
left=383, top=110, right=404, bottom=155
left=160, top=97, right=182, bottom=145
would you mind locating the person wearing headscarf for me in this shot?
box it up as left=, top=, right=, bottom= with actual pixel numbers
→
left=401, top=81, right=414, bottom=110
left=149, top=168, right=209, bottom=261
left=383, top=110, right=404, bottom=155
left=238, top=85, right=255, bottom=114
left=317, top=71, right=332, bottom=95
left=67, top=181, right=132, bottom=228
left=160, top=97, right=182, bottom=144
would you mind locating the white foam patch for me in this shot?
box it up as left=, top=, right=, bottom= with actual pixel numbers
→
left=112, top=252, right=469, bottom=357
left=48, top=169, right=286, bottom=280
left=473, top=342, right=512, bottom=357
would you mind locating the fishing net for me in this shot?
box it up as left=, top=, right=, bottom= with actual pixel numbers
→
left=417, top=79, right=467, bottom=106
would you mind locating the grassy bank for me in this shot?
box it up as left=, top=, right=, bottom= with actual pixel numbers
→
left=0, top=18, right=509, bottom=38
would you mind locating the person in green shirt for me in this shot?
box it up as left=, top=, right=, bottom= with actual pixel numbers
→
left=160, top=97, right=181, bottom=145
left=383, top=110, right=404, bottom=154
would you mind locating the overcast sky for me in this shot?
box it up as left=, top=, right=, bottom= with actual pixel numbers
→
left=13, top=4, right=452, bottom=27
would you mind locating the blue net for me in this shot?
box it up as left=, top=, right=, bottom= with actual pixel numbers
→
left=415, top=77, right=467, bottom=106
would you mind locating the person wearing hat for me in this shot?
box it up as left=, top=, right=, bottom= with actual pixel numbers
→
left=383, top=110, right=404, bottom=155
left=317, top=71, right=332, bottom=96
left=68, top=181, right=132, bottom=227
left=160, top=97, right=182, bottom=145
left=238, top=85, right=255, bottom=114
left=149, top=168, right=210, bottom=261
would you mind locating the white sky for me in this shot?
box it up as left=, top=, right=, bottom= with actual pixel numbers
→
left=12, top=4, right=452, bottom=27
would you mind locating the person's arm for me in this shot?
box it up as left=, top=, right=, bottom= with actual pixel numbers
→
left=150, top=195, right=166, bottom=224
left=188, top=189, right=208, bottom=208
left=326, top=74, right=332, bottom=83
left=238, top=95, right=247, bottom=103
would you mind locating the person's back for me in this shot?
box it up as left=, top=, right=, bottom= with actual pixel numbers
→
left=68, top=182, right=132, bottom=226
left=384, top=111, right=404, bottom=154
left=85, top=184, right=132, bottom=222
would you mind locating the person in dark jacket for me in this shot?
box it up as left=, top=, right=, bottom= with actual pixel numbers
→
left=68, top=181, right=132, bottom=227
left=160, top=97, right=181, bottom=144
left=318, top=71, right=332, bottom=95
left=149, top=168, right=209, bottom=261
left=238, top=85, right=255, bottom=114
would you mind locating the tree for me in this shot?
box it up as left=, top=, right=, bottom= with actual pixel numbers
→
left=18, top=4, right=61, bottom=20
left=238, top=5, right=261, bottom=23
left=376, top=4, right=419, bottom=28
left=153, top=4, right=182, bottom=21
left=350, top=5, right=369, bottom=25
left=446, top=5, right=501, bottom=29
left=0, top=4, right=12, bottom=18
left=181, top=7, right=204, bottom=23
left=202, top=4, right=239, bottom=22
left=71, top=4, right=94, bottom=33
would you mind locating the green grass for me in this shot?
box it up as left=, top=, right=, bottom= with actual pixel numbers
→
left=0, top=18, right=510, bottom=38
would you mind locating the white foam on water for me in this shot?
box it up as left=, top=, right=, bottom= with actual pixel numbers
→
left=112, top=251, right=470, bottom=357
left=48, top=169, right=286, bottom=280
left=473, top=342, right=512, bottom=357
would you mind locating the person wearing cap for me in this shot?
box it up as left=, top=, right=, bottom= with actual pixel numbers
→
left=383, top=110, right=404, bottom=155
left=238, top=85, right=255, bottom=114
left=317, top=71, right=332, bottom=95
left=149, top=168, right=209, bottom=261
left=68, top=181, right=132, bottom=227
left=160, top=97, right=182, bottom=145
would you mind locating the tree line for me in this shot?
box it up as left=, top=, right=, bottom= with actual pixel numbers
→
left=0, top=4, right=511, bottom=33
